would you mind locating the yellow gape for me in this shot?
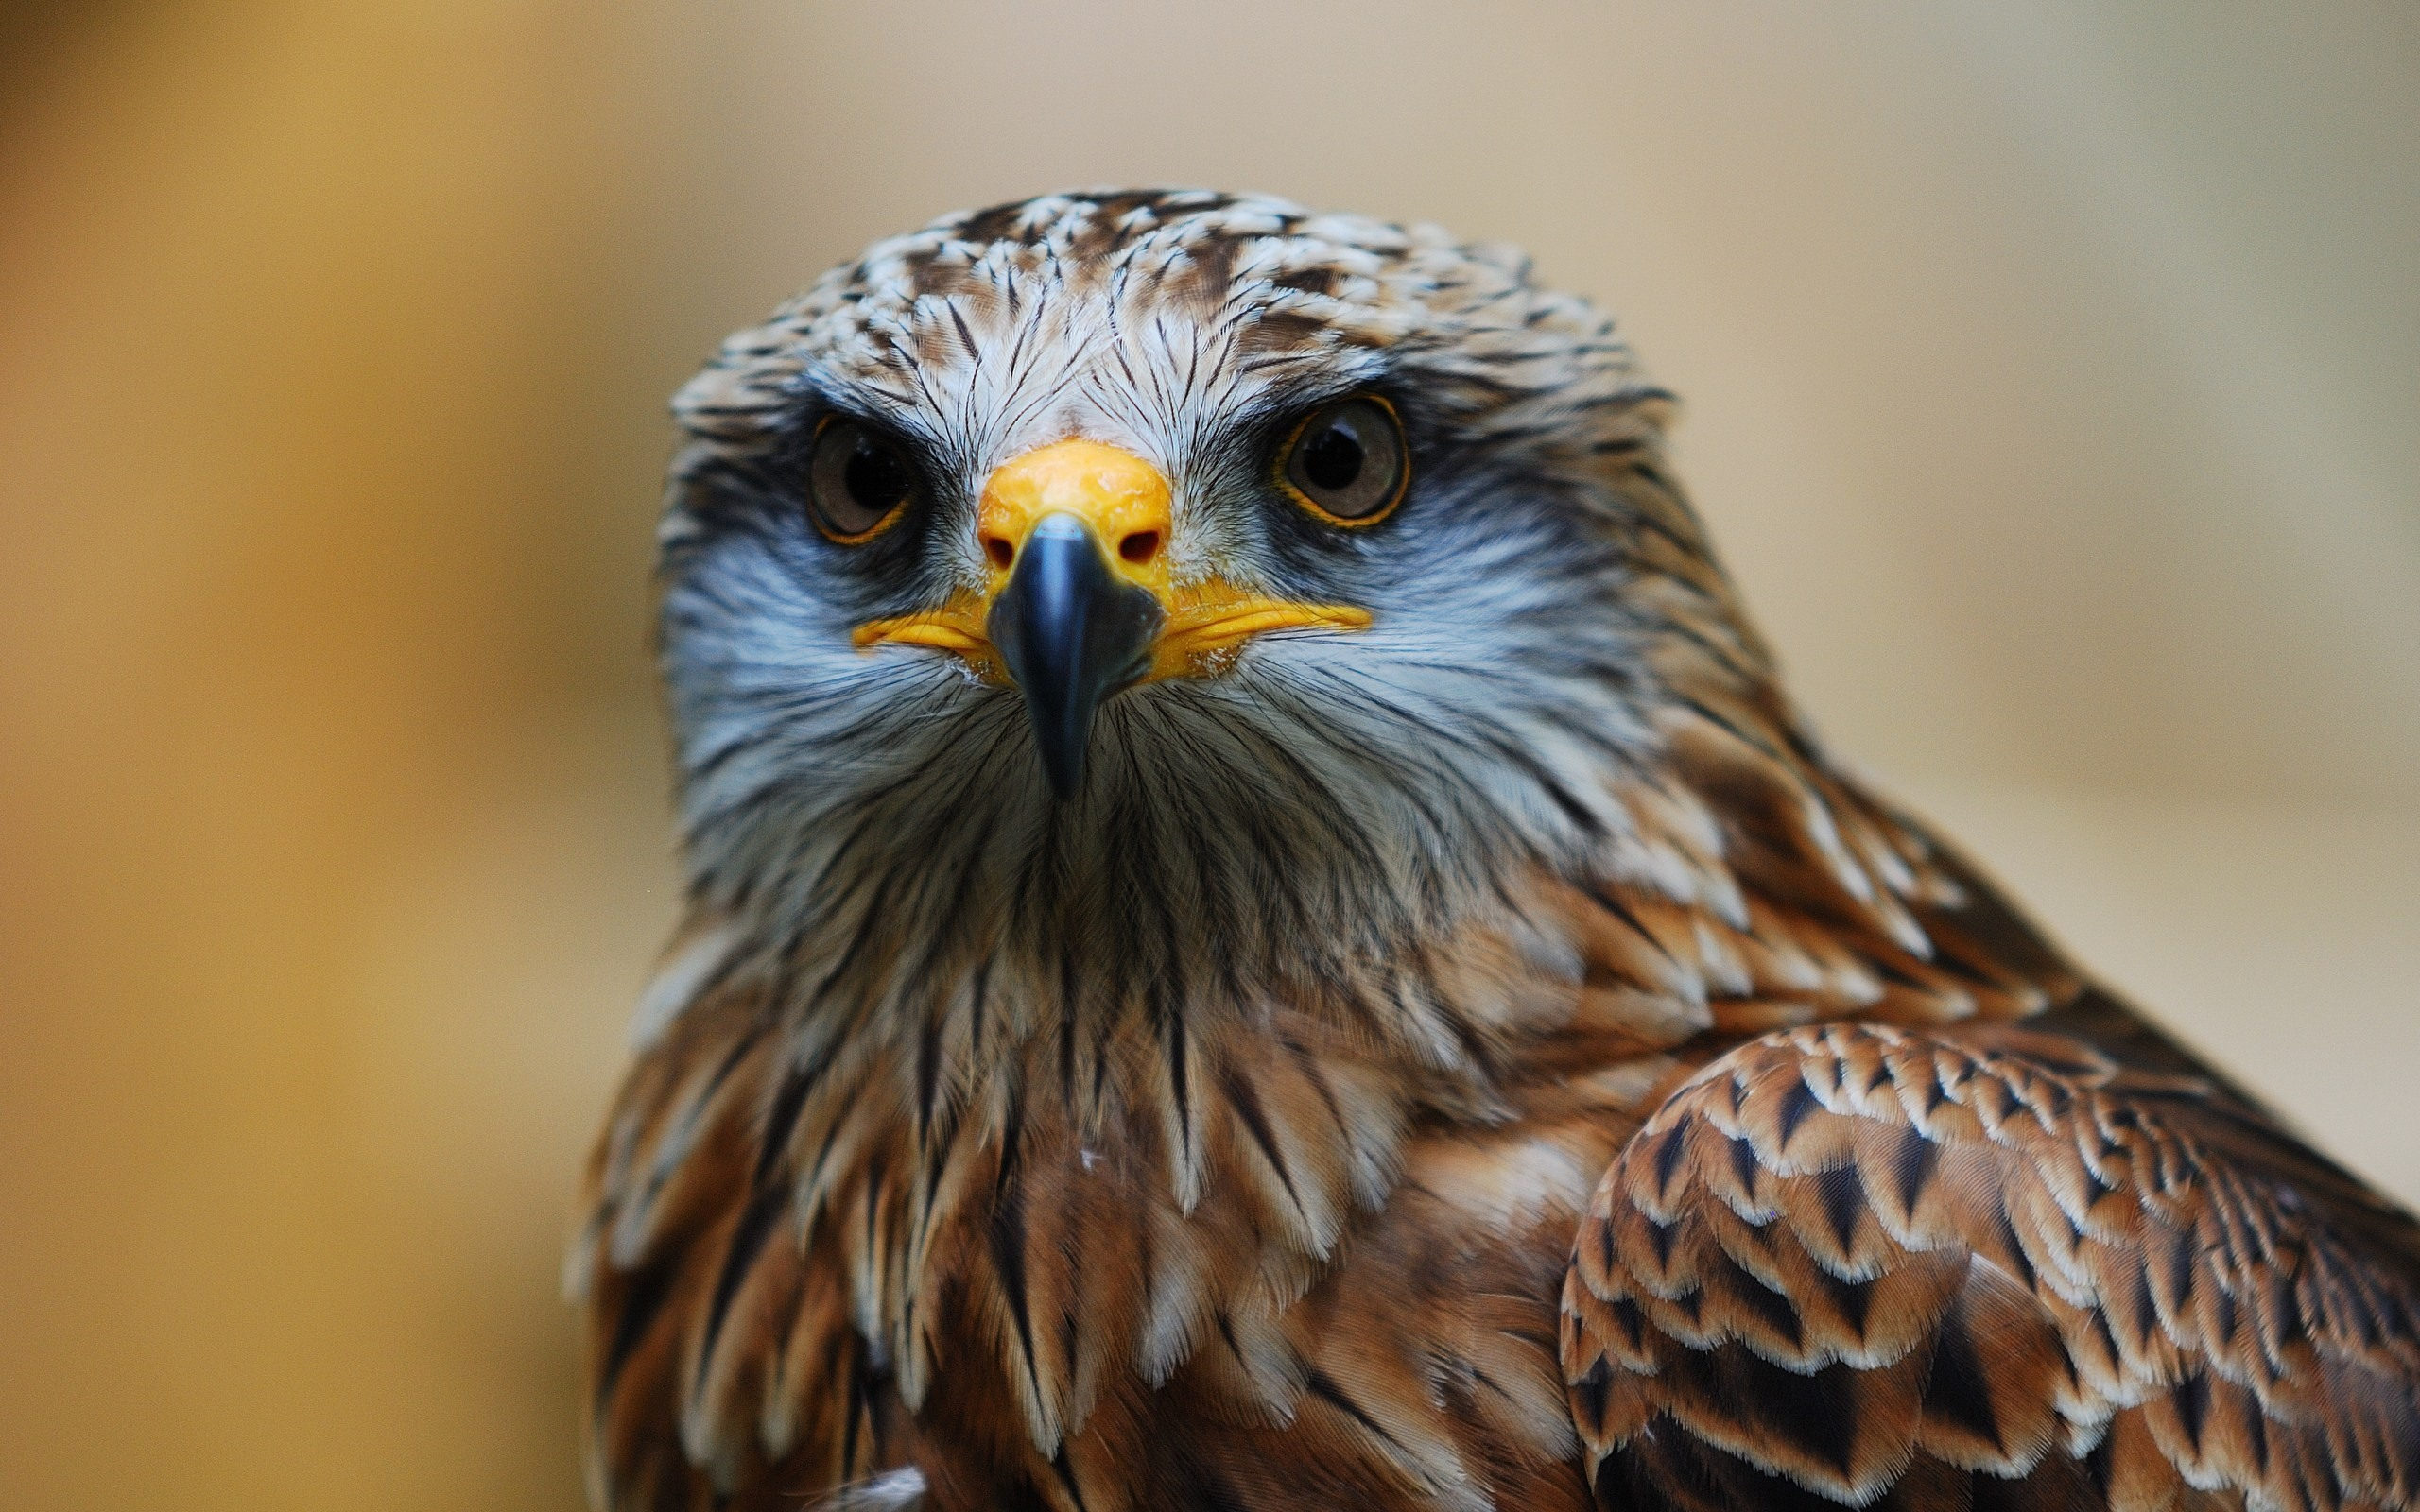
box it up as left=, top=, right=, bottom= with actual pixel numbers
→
left=852, top=438, right=1371, bottom=795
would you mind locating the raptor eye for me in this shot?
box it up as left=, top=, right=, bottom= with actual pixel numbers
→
left=1277, top=396, right=1408, bottom=526
left=806, top=417, right=918, bottom=541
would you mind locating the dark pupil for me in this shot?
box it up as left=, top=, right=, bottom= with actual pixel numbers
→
left=1301, top=418, right=1365, bottom=491
left=842, top=437, right=911, bottom=509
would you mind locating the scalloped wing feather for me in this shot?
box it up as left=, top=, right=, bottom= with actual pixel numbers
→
left=1562, top=998, right=2420, bottom=1512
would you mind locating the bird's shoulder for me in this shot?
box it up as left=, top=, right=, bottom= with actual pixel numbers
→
left=571, top=932, right=906, bottom=1509
left=1562, top=985, right=2420, bottom=1512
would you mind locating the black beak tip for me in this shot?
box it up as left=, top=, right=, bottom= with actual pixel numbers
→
left=1035, top=736, right=1085, bottom=802
left=987, top=519, right=1163, bottom=803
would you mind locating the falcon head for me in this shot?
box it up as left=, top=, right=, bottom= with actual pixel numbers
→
left=659, top=190, right=1774, bottom=1009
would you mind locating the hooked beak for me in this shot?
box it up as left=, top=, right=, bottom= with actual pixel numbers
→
left=853, top=439, right=1373, bottom=799
left=986, top=513, right=1163, bottom=799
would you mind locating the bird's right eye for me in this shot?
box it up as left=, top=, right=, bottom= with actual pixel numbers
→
left=805, top=417, right=918, bottom=542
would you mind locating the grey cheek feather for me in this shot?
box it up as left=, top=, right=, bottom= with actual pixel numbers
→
left=659, top=458, right=1660, bottom=1027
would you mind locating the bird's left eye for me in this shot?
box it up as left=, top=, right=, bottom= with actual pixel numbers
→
left=1276, top=395, right=1409, bottom=526
left=805, top=417, right=918, bottom=541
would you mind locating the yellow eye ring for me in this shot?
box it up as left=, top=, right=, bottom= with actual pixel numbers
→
left=804, top=414, right=920, bottom=543
left=1273, top=394, right=1409, bottom=527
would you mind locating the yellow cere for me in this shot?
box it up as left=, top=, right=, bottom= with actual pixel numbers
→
left=854, top=438, right=1373, bottom=682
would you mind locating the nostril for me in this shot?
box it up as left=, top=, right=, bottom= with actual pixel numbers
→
left=984, top=535, right=1015, bottom=571
left=1117, top=529, right=1161, bottom=566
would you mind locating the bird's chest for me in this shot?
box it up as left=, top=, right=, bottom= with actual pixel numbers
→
left=843, top=1061, right=1651, bottom=1512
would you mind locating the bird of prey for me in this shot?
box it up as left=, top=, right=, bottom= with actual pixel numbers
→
left=572, top=190, right=2420, bottom=1512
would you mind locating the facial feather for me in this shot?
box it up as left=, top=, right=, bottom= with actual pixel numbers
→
left=657, top=190, right=1682, bottom=1036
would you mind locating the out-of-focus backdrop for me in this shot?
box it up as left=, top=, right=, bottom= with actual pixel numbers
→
left=1, top=4, right=2412, bottom=1508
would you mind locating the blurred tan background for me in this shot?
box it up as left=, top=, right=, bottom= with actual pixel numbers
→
left=1, top=3, right=2412, bottom=1508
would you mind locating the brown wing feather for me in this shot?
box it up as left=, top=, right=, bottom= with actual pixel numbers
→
left=1561, top=995, right=2420, bottom=1512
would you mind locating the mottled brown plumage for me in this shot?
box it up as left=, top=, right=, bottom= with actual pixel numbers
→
left=571, top=191, right=2420, bottom=1512
left=1565, top=1000, right=2420, bottom=1512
